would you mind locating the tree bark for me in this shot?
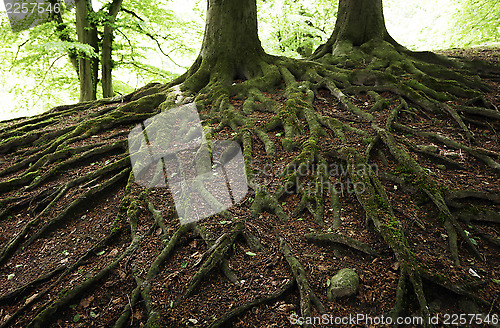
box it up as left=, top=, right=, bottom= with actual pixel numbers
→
left=54, top=13, right=79, bottom=74
left=76, top=0, right=99, bottom=102
left=183, top=0, right=267, bottom=91
left=312, top=0, right=400, bottom=58
left=101, top=0, right=123, bottom=98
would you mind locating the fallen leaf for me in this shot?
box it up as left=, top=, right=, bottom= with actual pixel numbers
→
left=108, top=249, right=119, bottom=257
left=469, top=268, right=481, bottom=278
left=277, top=304, right=294, bottom=312
left=79, top=295, right=94, bottom=308
left=118, top=270, right=127, bottom=279
left=134, top=311, right=143, bottom=320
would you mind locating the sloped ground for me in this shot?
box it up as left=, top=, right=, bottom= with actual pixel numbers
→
left=0, top=48, right=498, bottom=328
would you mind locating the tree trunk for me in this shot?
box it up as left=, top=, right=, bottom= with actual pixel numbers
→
left=183, top=0, right=267, bottom=91
left=101, top=0, right=123, bottom=98
left=312, top=0, right=399, bottom=58
left=76, top=0, right=98, bottom=102
left=54, top=13, right=79, bottom=75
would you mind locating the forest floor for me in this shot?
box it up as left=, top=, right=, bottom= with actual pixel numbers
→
left=0, top=47, right=499, bottom=328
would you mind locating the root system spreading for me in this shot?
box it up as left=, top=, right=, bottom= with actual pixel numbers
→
left=0, top=42, right=499, bottom=327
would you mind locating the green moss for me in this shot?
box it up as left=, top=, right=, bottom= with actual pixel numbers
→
left=362, top=137, right=375, bottom=144
left=374, top=194, right=389, bottom=211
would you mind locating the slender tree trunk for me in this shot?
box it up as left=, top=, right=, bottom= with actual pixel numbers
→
left=312, top=0, right=400, bottom=58
left=183, top=0, right=267, bottom=91
left=76, top=0, right=98, bottom=102
left=101, top=0, right=123, bottom=98
left=54, top=13, right=79, bottom=74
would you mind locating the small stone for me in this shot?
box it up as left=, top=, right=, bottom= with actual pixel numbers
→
left=188, top=318, right=198, bottom=325
left=327, top=268, right=359, bottom=301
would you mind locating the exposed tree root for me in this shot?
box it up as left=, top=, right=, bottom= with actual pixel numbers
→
left=208, top=279, right=295, bottom=328
left=114, top=222, right=191, bottom=327
left=0, top=223, right=127, bottom=328
left=305, top=232, right=379, bottom=256
left=279, top=237, right=325, bottom=327
left=26, top=232, right=142, bottom=328
left=174, top=221, right=244, bottom=307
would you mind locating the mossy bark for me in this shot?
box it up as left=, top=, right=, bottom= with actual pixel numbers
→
left=75, top=0, right=99, bottom=102
left=312, top=0, right=399, bottom=59
left=182, top=0, right=270, bottom=92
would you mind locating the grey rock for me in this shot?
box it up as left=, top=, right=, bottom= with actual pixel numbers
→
left=327, top=268, right=359, bottom=301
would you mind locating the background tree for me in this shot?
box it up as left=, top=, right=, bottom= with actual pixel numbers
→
left=0, top=0, right=199, bottom=112
left=258, top=0, right=337, bottom=58
left=448, top=0, right=500, bottom=47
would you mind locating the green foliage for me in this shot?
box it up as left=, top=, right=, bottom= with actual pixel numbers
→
left=448, top=0, right=500, bottom=47
left=0, top=14, right=79, bottom=118
left=28, top=41, right=98, bottom=58
left=384, top=0, right=500, bottom=50
left=0, top=0, right=202, bottom=119
left=259, top=0, right=337, bottom=58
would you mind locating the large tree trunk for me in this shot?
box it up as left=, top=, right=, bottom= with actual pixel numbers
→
left=333, top=0, right=389, bottom=45
left=312, top=0, right=399, bottom=58
left=182, top=0, right=267, bottom=91
left=76, top=0, right=99, bottom=102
